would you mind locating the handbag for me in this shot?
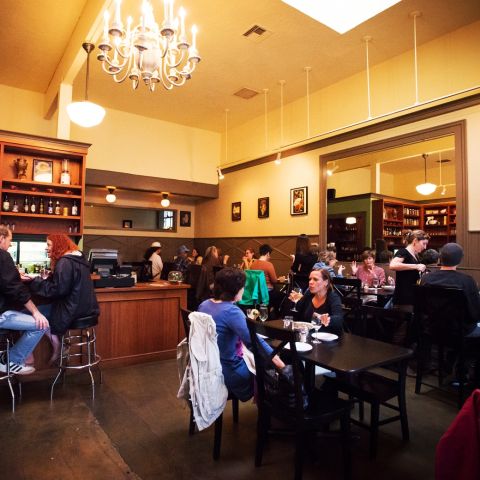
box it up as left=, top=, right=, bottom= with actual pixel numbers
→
left=264, top=364, right=309, bottom=410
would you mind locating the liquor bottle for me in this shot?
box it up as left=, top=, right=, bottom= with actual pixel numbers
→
left=2, top=194, right=10, bottom=211
left=71, top=200, right=78, bottom=216
left=60, top=159, right=71, bottom=185
left=30, top=197, right=37, bottom=214
left=39, top=197, right=45, bottom=214
left=12, top=199, right=19, bottom=213
left=47, top=198, right=54, bottom=215
left=54, top=200, right=61, bottom=215
left=23, top=195, right=29, bottom=213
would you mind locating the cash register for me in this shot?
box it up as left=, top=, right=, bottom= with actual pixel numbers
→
left=88, top=249, right=135, bottom=288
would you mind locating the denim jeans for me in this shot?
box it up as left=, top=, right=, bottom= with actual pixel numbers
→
left=0, top=310, right=47, bottom=365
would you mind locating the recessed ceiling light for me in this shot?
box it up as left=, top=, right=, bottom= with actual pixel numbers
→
left=281, top=0, right=401, bottom=34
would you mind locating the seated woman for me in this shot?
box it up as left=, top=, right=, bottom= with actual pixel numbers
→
left=29, top=234, right=99, bottom=347
left=196, top=246, right=222, bottom=302
left=351, top=250, right=386, bottom=287
left=313, top=251, right=345, bottom=279
left=290, top=234, right=318, bottom=292
left=198, top=267, right=284, bottom=401
left=289, top=267, right=344, bottom=336
left=241, top=247, right=256, bottom=270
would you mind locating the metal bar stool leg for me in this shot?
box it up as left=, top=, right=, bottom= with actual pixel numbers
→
left=50, top=335, right=66, bottom=401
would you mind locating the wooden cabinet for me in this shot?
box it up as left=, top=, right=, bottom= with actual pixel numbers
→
left=423, top=202, right=456, bottom=248
left=327, top=213, right=365, bottom=261
left=0, top=130, right=89, bottom=237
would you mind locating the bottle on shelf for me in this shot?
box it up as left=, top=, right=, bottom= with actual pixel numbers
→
left=2, top=194, right=10, bottom=212
left=60, top=159, right=71, bottom=185
left=12, top=199, right=19, bottom=213
left=71, top=200, right=78, bottom=216
left=30, top=197, right=37, bottom=214
left=54, top=200, right=61, bottom=215
left=23, top=195, right=29, bottom=213
left=47, top=198, right=54, bottom=215
left=39, top=197, right=45, bottom=214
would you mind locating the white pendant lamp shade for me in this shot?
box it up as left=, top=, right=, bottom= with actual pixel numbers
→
left=415, top=182, right=437, bottom=196
left=67, top=101, right=105, bottom=128
left=105, top=186, right=116, bottom=203
left=160, top=193, right=170, bottom=207
left=345, top=216, right=357, bottom=225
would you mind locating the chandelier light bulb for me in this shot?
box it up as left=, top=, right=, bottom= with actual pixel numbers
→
left=160, top=193, right=170, bottom=207
left=105, top=186, right=117, bottom=203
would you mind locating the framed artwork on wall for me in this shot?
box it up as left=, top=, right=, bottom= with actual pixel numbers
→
left=180, top=210, right=191, bottom=227
left=290, top=186, right=308, bottom=215
left=231, top=201, right=241, bottom=221
left=33, top=159, right=53, bottom=183
left=258, top=197, right=269, bottom=218
left=122, top=219, right=133, bottom=228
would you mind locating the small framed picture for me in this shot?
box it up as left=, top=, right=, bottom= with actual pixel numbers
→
left=258, top=197, right=269, bottom=219
left=122, top=219, right=133, bottom=228
left=180, top=210, right=191, bottom=227
left=231, top=202, right=241, bottom=222
left=33, top=159, right=53, bottom=183
left=290, top=186, right=308, bottom=215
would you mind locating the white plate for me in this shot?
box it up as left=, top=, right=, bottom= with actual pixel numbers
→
left=312, top=332, right=339, bottom=341
left=284, top=342, right=313, bottom=352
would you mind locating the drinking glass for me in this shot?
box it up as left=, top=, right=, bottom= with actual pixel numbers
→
left=283, top=315, right=293, bottom=329
left=311, top=314, right=322, bottom=344
left=372, top=277, right=380, bottom=290
left=298, top=326, right=308, bottom=343
left=291, top=288, right=302, bottom=312
left=259, top=305, right=269, bottom=322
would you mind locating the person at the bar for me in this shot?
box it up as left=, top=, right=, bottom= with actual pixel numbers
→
left=28, top=234, right=99, bottom=345
left=144, top=241, right=163, bottom=280
left=0, top=225, right=49, bottom=375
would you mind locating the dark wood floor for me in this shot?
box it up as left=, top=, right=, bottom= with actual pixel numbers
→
left=0, top=359, right=459, bottom=479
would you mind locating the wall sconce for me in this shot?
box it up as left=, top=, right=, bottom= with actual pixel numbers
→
left=326, top=161, right=339, bottom=176
left=217, top=167, right=225, bottom=180
left=160, top=193, right=170, bottom=207
left=105, top=186, right=116, bottom=203
left=274, top=152, right=282, bottom=165
left=345, top=216, right=357, bottom=225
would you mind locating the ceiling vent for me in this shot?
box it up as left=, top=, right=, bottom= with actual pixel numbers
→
left=243, top=24, right=272, bottom=43
left=233, top=87, right=259, bottom=100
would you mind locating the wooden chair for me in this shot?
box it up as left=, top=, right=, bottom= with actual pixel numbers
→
left=247, top=318, right=351, bottom=480
left=185, top=264, right=202, bottom=311
left=332, top=277, right=362, bottom=334
left=160, top=261, right=176, bottom=280
left=413, top=285, right=480, bottom=408
left=180, top=309, right=239, bottom=459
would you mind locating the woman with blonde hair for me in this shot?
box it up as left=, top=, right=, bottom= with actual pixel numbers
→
left=313, top=250, right=345, bottom=278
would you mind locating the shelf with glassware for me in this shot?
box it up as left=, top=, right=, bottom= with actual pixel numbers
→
left=372, top=199, right=415, bottom=245
left=422, top=202, right=456, bottom=247
left=0, top=130, right=88, bottom=237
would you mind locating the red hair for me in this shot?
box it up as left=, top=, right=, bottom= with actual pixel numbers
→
left=47, top=234, right=79, bottom=270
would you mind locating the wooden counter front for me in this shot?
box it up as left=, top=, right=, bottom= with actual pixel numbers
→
left=30, top=282, right=188, bottom=372
left=95, top=282, right=188, bottom=368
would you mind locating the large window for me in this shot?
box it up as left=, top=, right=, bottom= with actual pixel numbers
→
left=8, top=240, right=48, bottom=269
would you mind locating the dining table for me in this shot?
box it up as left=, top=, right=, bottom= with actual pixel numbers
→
left=360, top=286, right=395, bottom=307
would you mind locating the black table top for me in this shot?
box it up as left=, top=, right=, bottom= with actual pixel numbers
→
left=268, top=320, right=413, bottom=374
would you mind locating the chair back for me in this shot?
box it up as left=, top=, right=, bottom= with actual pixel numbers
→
left=130, top=261, right=152, bottom=282
left=161, top=261, right=176, bottom=280
left=238, top=270, right=270, bottom=306
left=360, top=304, right=413, bottom=344
left=186, top=264, right=202, bottom=288
left=332, top=277, right=362, bottom=300
left=181, top=308, right=192, bottom=338
left=247, top=319, right=305, bottom=421
left=413, top=285, right=467, bottom=345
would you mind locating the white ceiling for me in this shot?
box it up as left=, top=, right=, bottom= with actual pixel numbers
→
left=1, top=0, right=479, bottom=132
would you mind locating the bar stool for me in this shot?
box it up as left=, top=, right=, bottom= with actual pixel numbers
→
left=0, top=332, right=18, bottom=412
left=50, top=315, right=101, bottom=401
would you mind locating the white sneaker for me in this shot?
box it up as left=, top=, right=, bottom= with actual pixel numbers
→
left=0, top=360, right=35, bottom=375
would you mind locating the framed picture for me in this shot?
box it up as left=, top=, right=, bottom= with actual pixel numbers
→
left=122, top=219, right=133, bottom=228
left=33, top=159, right=53, bottom=183
left=290, top=186, right=308, bottom=215
left=231, top=201, right=241, bottom=221
left=258, top=197, right=269, bottom=218
left=180, top=210, right=191, bottom=227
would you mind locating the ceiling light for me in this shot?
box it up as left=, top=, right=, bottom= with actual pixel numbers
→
left=160, top=193, right=170, bottom=207
left=217, top=167, right=225, bottom=180
left=326, top=161, right=339, bottom=176
left=281, top=0, right=401, bottom=34
left=274, top=152, right=282, bottom=165
left=105, top=186, right=117, bottom=203
left=345, top=217, right=357, bottom=225
left=441, top=185, right=447, bottom=196
left=97, top=1, right=200, bottom=92
left=415, top=153, right=437, bottom=196
left=67, top=43, right=106, bottom=127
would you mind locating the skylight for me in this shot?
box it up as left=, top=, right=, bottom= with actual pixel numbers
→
left=281, top=0, right=401, bottom=34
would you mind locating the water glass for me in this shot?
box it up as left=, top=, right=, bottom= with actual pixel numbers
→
left=311, top=314, right=322, bottom=344
left=283, top=315, right=293, bottom=329
left=259, top=305, right=269, bottom=322
left=372, top=277, right=380, bottom=290
left=298, top=326, right=308, bottom=343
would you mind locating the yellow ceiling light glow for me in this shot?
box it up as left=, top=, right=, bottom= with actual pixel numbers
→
left=281, top=0, right=401, bottom=34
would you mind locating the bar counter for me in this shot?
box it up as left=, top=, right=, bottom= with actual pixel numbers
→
left=32, top=281, right=189, bottom=371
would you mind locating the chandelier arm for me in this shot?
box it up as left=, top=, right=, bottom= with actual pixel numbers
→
left=100, top=50, right=131, bottom=71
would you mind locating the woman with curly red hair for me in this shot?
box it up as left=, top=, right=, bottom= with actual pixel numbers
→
left=29, top=234, right=99, bottom=363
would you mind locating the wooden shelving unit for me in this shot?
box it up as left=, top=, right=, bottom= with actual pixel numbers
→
left=0, top=130, right=89, bottom=237
left=327, top=213, right=365, bottom=261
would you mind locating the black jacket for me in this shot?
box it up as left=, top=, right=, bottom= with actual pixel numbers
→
left=30, top=252, right=99, bottom=335
left=0, top=248, right=31, bottom=313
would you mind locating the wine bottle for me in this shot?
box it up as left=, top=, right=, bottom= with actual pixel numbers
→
left=12, top=199, right=19, bottom=213
left=2, top=194, right=10, bottom=212
left=71, top=200, right=78, bottom=216
left=39, top=197, right=45, bottom=214
left=23, top=195, right=29, bottom=213
left=47, top=198, right=54, bottom=215
left=54, top=200, right=61, bottom=215
left=30, top=197, right=37, bottom=214
left=60, top=159, right=71, bottom=185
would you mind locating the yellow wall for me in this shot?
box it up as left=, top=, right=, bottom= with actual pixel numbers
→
left=327, top=168, right=371, bottom=198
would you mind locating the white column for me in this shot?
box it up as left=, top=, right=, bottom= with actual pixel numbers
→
left=57, top=83, right=72, bottom=140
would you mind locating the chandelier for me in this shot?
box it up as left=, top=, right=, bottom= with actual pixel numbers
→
left=415, top=153, right=437, bottom=196
left=97, top=0, right=201, bottom=92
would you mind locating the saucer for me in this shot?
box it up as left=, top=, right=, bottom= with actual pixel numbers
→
left=284, top=342, right=313, bottom=352
left=311, top=332, right=339, bottom=341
